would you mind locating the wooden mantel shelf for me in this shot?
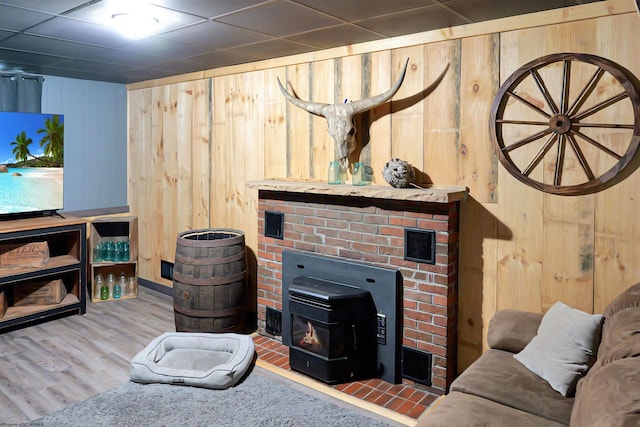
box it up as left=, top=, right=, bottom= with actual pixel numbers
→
left=247, top=180, right=467, bottom=203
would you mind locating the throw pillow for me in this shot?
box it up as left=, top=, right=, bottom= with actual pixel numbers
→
left=513, top=301, right=603, bottom=396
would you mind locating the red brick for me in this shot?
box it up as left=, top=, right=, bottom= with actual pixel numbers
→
left=379, top=226, right=403, bottom=237
left=351, top=241, right=378, bottom=254
left=416, top=219, right=449, bottom=231
left=389, top=217, right=417, bottom=227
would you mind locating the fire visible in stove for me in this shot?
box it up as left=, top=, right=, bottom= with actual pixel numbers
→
left=300, top=321, right=322, bottom=351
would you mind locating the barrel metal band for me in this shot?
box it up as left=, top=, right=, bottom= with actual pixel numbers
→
left=173, top=304, right=244, bottom=318
left=173, top=270, right=247, bottom=286
left=174, top=250, right=246, bottom=265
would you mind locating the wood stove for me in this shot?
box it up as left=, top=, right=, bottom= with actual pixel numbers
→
left=288, top=276, right=376, bottom=384
left=282, top=250, right=402, bottom=384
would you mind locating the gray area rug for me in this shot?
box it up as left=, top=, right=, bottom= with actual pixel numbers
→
left=27, top=367, right=396, bottom=426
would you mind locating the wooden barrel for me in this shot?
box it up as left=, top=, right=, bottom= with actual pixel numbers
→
left=173, top=228, right=247, bottom=333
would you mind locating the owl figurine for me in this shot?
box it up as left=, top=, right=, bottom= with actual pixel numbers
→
left=382, top=158, right=416, bottom=188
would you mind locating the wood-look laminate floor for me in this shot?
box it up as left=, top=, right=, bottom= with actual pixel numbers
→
left=0, top=287, right=176, bottom=424
left=0, top=287, right=408, bottom=426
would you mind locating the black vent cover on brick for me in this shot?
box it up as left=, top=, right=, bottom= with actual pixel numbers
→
left=402, top=347, right=432, bottom=386
left=404, top=228, right=435, bottom=264
left=265, top=211, right=284, bottom=239
left=265, top=306, right=282, bottom=336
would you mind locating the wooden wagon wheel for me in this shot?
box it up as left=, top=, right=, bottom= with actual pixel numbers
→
left=490, top=53, right=640, bottom=195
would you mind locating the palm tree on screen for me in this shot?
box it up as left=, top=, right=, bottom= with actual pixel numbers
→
left=38, top=114, right=64, bottom=166
left=10, top=131, right=33, bottom=162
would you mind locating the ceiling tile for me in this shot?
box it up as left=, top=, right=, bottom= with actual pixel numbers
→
left=232, top=39, right=317, bottom=60
left=117, top=37, right=213, bottom=60
left=160, top=21, right=272, bottom=49
left=186, top=50, right=263, bottom=68
left=147, top=0, right=270, bottom=19
left=0, top=4, right=54, bottom=31
left=292, top=0, right=436, bottom=21
left=0, top=0, right=90, bottom=15
left=446, top=0, right=600, bottom=22
left=47, top=58, right=132, bottom=74
left=84, top=49, right=167, bottom=68
left=26, top=17, right=131, bottom=47
left=0, top=34, right=106, bottom=58
left=217, top=1, right=343, bottom=37
left=0, top=48, right=65, bottom=67
left=286, top=24, right=384, bottom=49
left=356, top=4, right=470, bottom=37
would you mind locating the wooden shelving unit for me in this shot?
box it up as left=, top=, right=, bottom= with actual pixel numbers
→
left=0, top=216, right=87, bottom=331
left=89, top=216, right=138, bottom=302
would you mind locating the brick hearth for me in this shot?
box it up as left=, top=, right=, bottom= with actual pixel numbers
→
left=250, top=180, right=465, bottom=392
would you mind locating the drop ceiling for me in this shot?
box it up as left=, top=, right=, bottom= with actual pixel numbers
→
left=0, top=0, right=603, bottom=84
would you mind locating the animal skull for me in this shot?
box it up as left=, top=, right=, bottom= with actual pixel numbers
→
left=277, top=58, right=410, bottom=170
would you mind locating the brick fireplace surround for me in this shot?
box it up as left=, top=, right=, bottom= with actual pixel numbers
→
left=249, top=181, right=466, bottom=394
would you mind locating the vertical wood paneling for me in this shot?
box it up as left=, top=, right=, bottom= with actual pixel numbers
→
left=127, top=11, right=640, bottom=370
left=211, top=76, right=229, bottom=227
left=286, top=63, right=312, bottom=179
left=423, top=40, right=461, bottom=186
left=161, top=85, right=179, bottom=272
left=457, top=34, right=500, bottom=369
left=191, top=79, right=211, bottom=229
left=176, top=82, right=194, bottom=235
left=458, top=35, right=499, bottom=202
left=264, top=67, right=287, bottom=179
left=310, top=59, right=335, bottom=180
left=391, top=47, right=425, bottom=172
left=148, top=86, right=166, bottom=283
left=593, top=13, right=640, bottom=311
left=128, top=88, right=152, bottom=281
left=368, top=51, right=393, bottom=185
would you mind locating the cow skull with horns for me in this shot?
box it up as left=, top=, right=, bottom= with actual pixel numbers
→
left=277, top=58, right=410, bottom=170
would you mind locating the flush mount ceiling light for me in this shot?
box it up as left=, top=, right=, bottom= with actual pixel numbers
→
left=111, top=12, right=159, bottom=39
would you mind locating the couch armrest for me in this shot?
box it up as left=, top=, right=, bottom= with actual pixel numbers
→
left=487, top=309, right=543, bottom=353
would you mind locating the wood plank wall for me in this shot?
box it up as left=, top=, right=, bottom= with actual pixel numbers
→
left=127, top=1, right=640, bottom=371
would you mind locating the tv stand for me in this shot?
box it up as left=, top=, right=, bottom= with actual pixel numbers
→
left=0, top=216, right=87, bottom=331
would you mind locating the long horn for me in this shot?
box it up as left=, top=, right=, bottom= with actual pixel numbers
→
left=345, top=58, right=410, bottom=115
left=276, top=77, right=327, bottom=116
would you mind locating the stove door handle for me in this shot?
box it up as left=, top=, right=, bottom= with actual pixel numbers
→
left=352, top=324, right=358, bottom=350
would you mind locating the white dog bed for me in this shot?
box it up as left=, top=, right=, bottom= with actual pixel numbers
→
left=130, top=332, right=255, bottom=389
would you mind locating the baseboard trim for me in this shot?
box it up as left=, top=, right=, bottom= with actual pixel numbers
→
left=138, top=278, right=173, bottom=296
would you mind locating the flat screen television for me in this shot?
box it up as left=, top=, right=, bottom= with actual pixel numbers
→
left=0, top=112, right=64, bottom=218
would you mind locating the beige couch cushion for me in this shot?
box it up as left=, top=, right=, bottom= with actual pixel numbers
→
left=487, top=309, right=542, bottom=353
left=450, top=349, right=574, bottom=425
left=571, top=283, right=640, bottom=426
left=418, top=391, right=566, bottom=427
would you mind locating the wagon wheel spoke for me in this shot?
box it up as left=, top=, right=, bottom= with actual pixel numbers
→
left=567, top=67, right=605, bottom=117
left=507, top=91, right=551, bottom=118
left=573, top=122, right=635, bottom=130
left=490, top=53, right=640, bottom=195
left=503, top=128, right=553, bottom=152
left=530, top=69, right=559, bottom=114
left=567, top=133, right=596, bottom=180
left=496, top=119, right=549, bottom=126
left=570, top=129, right=623, bottom=160
left=560, top=60, right=571, bottom=114
left=572, top=91, right=629, bottom=122
left=522, top=133, right=558, bottom=176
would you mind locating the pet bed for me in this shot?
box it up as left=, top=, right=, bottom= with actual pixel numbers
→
left=130, top=332, right=255, bottom=389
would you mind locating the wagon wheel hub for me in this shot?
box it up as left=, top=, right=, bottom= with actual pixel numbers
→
left=549, top=114, right=572, bottom=135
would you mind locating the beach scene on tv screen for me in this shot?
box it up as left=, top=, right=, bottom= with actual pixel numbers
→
left=0, top=112, right=64, bottom=214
